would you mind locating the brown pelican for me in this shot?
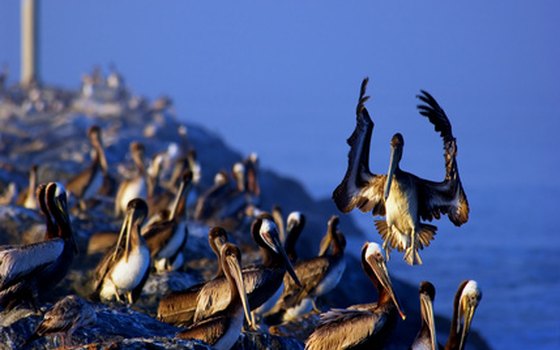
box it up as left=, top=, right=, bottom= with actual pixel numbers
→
left=176, top=243, right=253, bottom=350
left=16, top=164, right=38, bottom=209
left=158, top=215, right=301, bottom=326
left=0, top=182, right=77, bottom=309
left=156, top=226, right=229, bottom=325
left=143, top=171, right=192, bottom=272
left=332, top=78, right=469, bottom=265
left=25, top=295, right=96, bottom=346
left=66, top=126, right=110, bottom=209
left=443, top=280, right=482, bottom=350
left=304, top=242, right=405, bottom=350
left=92, top=198, right=151, bottom=304
left=243, top=152, right=260, bottom=203
left=115, top=142, right=148, bottom=217
left=411, top=281, right=437, bottom=350
left=283, top=211, right=306, bottom=263
left=265, top=215, right=346, bottom=324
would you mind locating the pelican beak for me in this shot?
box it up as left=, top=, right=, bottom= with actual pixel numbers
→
left=318, top=232, right=332, bottom=257
left=52, top=187, right=79, bottom=254
left=459, top=301, right=478, bottom=350
left=420, top=293, right=437, bottom=350
left=113, top=209, right=132, bottom=262
left=384, top=145, right=398, bottom=200
left=261, top=225, right=302, bottom=287
left=226, top=252, right=254, bottom=329
left=368, top=255, right=406, bottom=320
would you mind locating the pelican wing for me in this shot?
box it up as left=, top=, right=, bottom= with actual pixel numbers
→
left=416, top=91, right=469, bottom=226
left=177, top=315, right=227, bottom=345
left=306, top=308, right=385, bottom=350
left=333, top=78, right=386, bottom=216
left=143, top=220, right=175, bottom=258
left=92, top=243, right=123, bottom=292
left=0, top=239, right=64, bottom=290
left=280, top=257, right=331, bottom=307
left=194, top=277, right=230, bottom=322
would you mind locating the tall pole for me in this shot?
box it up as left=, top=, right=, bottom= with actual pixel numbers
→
left=21, top=0, right=39, bottom=86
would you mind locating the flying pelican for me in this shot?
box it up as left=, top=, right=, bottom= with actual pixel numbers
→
left=332, top=78, right=469, bottom=265
left=176, top=243, right=253, bottom=350
left=304, top=242, right=405, bottom=350
left=443, top=280, right=482, bottom=350
left=265, top=215, right=346, bottom=324
left=92, top=198, right=151, bottom=304
left=25, top=295, right=96, bottom=347
left=410, top=281, right=437, bottom=350
left=115, top=142, right=148, bottom=217
left=0, top=182, right=77, bottom=309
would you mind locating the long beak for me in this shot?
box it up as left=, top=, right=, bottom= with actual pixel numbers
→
left=318, top=232, right=332, bottom=257
left=273, top=234, right=301, bottom=287
left=226, top=254, right=254, bottom=329
left=113, top=210, right=131, bottom=262
left=56, top=198, right=79, bottom=253
left=169, top=177, right=187, bottom=221
left=459, top=303, right=477, bottom=350
left=420, top=293, right=437, bottom=350
left=384, top=146, right=398, bottom=200
left=124, top=215, right=133, bottom=262
left=98, top=145, right=109, bottom=174
left=369, top=256, right=406, bottom=320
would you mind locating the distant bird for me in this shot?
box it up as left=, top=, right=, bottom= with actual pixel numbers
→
left=16, top=164, right=38, bottom=209
left=265, top=215, right=346, bottom=324
left=304, top=242, right=405, bottom=350
left=176, top=243, right=253, bottom=350
left=115, top=142, right=148, bottom=217
left=443, top=280, right=482, bottom=350
left=143, top=171, right=192, bottom=272
left=410, top=281, right=437, bottom=350
left=0, top=182, right=77, bottom=309
left=92, top=199, right=150, bottom=304
left=333, top=78, right=469, bottom=265
left=66, top=126, right=110, bottom=209
left=25, top=295, right=96, bottom=346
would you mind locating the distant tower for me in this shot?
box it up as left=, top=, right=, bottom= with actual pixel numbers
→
left=21, top=0, right=39, bottom=86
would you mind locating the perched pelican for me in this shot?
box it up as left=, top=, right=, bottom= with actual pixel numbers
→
left=66, top=126, right=110, bottom=209
left=332, top=78, right=469, bottom=265
left=92, top=198, right=150, bottom=304
left=115, top=142, right=148, bottom=217
left=25, top=295, right=96, bottom=346
left=411, top=281, right=437, bottom=350
left=304, top=242, right=405, bottom=350
left=265, top=215, right=346, bottom=324
left=243, top=152, right=260, bottom=203
left=0, top=182, right=77, bottom=309
left=158, top=215, right=301, bottom=326
left=156, top=227, right=229, bottom=325
left=16, top=164, right=38, bottom=209
left=443, top=280, right=482, bottom=350
left=283, top=211, right=306, bottom=263
left=143, top=171, right=192, bottom=272
left=176, top=243, right=253, bottom=350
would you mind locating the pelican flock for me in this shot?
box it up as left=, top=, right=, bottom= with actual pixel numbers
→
left=0, top=72, right=483, bottom=350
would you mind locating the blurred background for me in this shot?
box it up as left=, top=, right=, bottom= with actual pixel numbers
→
left=1, top=1, right=559, bottom=348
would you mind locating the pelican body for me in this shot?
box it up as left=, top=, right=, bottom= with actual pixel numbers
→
left=0, top=182, right=77, bottom=309
left=176, top=243, right=253, bottom=350
left=93, top=199, right=151, bottom=304
left=411, top=281, right=437, bottom=350
left=305, top=242, right=405, bottom=350
left=333, top=78, right=469, bottom=265
left=158, top=215, right=301, bottom=326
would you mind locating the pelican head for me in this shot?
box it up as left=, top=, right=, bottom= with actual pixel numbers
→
left=252, top=215, right=302, bottom=287
left=88, top=125, right=108, bottom=172
left=384, top=133, right=404, bottom=200
left=419, top=281, right=437, bottom=350
left=46, top=182, right=78, bottom=253
left=208, top=227, right=229, bottom=255
left=286, top=212, right=303, bottom=234
left=232, top=162, right=246, bottom=191
left=114, top=198, right=148, bottom=262
left=319, top=215, right=339, bottom=256
left=362, top=242, right=406, bottom=320
left=456, top=280, right=482, bottom=350
left=214, top=170, right=229, bottom=186
left=130, top=142, right=146, bottom=171
left=221, top=243, right=254, bottom=329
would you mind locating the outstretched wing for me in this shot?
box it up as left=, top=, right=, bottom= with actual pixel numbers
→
left=416, top=91, right=469, bottom=226
left=332, top=78, right=386, bottom=216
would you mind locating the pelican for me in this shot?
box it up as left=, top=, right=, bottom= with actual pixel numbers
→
left=283, top=211, right=306, bottom=263
left=0, top=182, right=77, bottom=309
left=304, top=242, right=405, bottom=350
left=115, top=142, right=148, bottom=217
left=92, top=198, right=151, bottom=304
left=158, top=215, right=301, bottom=326
left=265, top=215, right=346, bottom=324
left=143, top=171, right=192, bottom=272
left=16, top=164, right=38, bottom=209
left=411, top=281, right=437, bottom=350
left=66, top=126, right=110, bottom=209
left=156, top=226, right=229, bottom=325
left=443, top=280, right=482, bottom=350
left=332, top=78, right=469, bottom=265
left=25, top=295, right=96, bottom=346
left=176, top=243, right=253, bottom=350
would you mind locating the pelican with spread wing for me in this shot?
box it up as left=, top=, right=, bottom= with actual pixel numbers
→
left=332, top=78, right=469, bottom=265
